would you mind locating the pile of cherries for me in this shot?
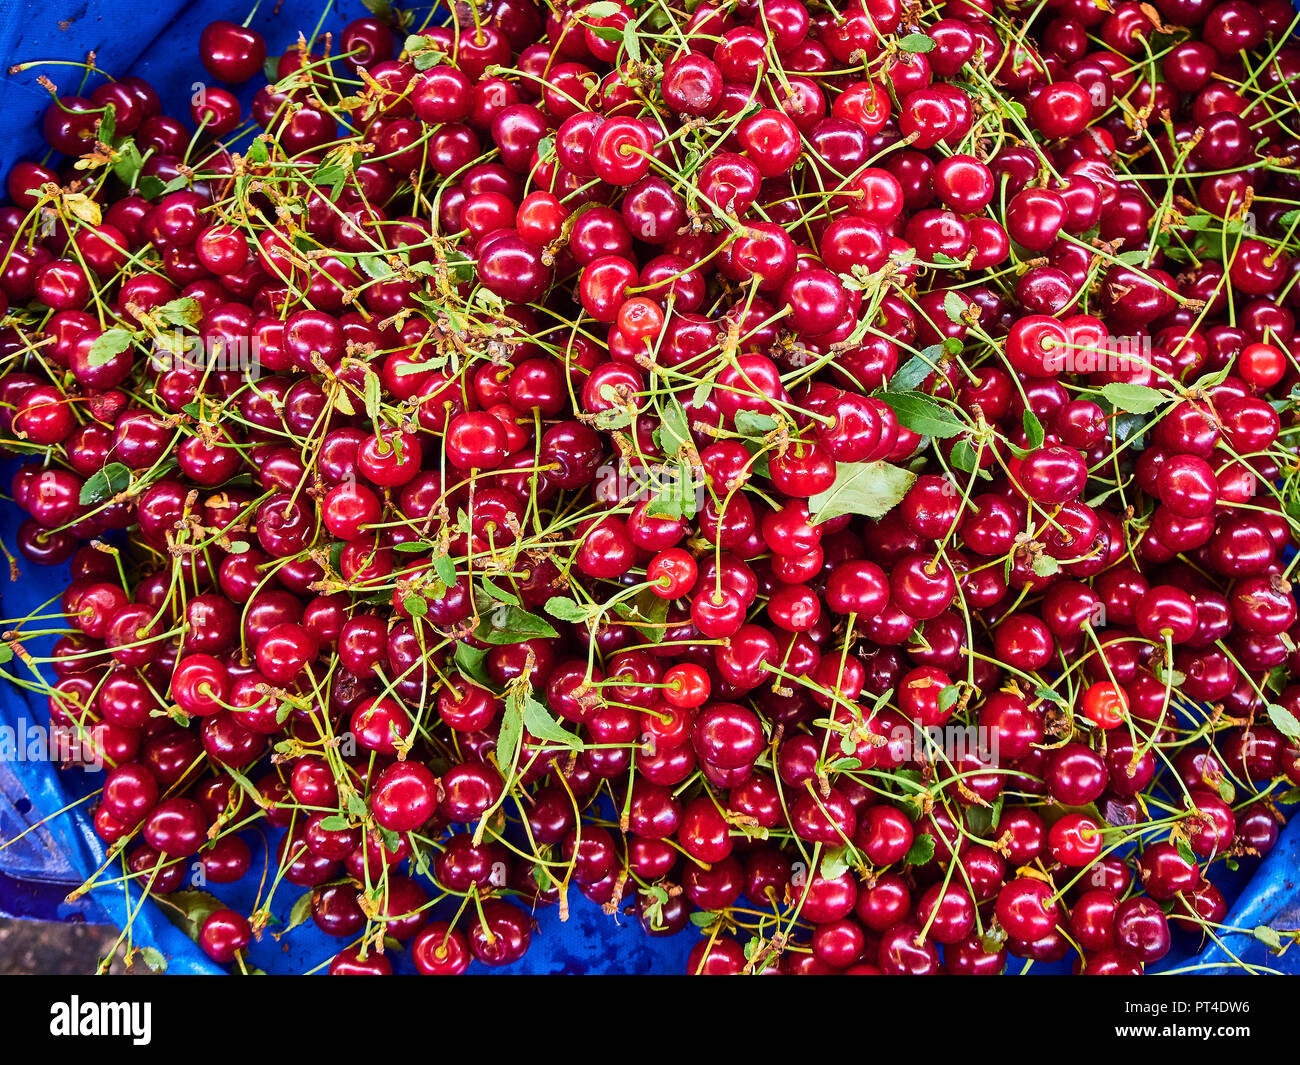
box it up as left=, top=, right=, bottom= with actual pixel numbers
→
left=2, top=0, right=1300, bottom=975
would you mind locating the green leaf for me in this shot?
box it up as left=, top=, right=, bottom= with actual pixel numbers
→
left=622, top=19, right=642, bottom=62
left=111, top=139, right=144, bottom=185
left=733, top=410, right=778, bottom=440
left=357, top=254, right=393, bottom=281
left=898, top=32, right=936, bottom=52
left=431, top=554, right=456, bottom=586
left=474, top=602, right=559, bottom=644
left=137, top=175, right=166, bottom=201
left=497, top=696, right=524, bottom=770
left=1100, top=382, right=1166, bottom=415
left=889, top=348, right=940, bottom=393
left=1267, top=703, right=1300, bottom=744
left=157, top=297, right=203, bottom=329
left=86, top=328, right=133, bottom=367
left=95, top=104, right=116, bottom=147
left=583, top=0, right=621, bottom=15
left=79, top=462, right=132, bottom=506
left=876, top=391, right=966, bottom=438
left=1032, top=554, right=1061, bottom=577
left=1022, top=409, right=1045, bottom=449
left=403, top=594, right=428, bottom=617
left=521, top=693, right=583, bottom=749
left=819, top=846, right=852, bottom=881
left=949, top=437, right=985, bottom=475
left=938, top=685, right=961, bottom=715
left=903, top=834, right=936, bottom=866
left=807, top=460, right=917, bottom=525
left=1254, top=924, right=1283, bottom=951
left=136, top=946, right=167, bottom=972
left=1218, top=777, right=1236, bottom=804
left=285, top=892, right=315, bottom=934
left=545, top=595, right=591, bottom=622
left=943, top=290, right=966, bottom=323
left=454, top=642, right=491, bottom=686
left=317, top=815, right=351, bottom=831
left=657, top=400, right=692, bottom=455
left=480, top=577, right=520, bottom=607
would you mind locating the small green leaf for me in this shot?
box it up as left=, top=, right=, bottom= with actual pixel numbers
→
left=79, top=462, right=132, bottom=506
left=949, top=437, right=984, bottom=475
left=876, top=391, right=966, bottom=439
left=86, top=328, right=133, bottom=368
left=545, top=596, right=592, bottom=622
left=938, top=685, right=961, bottom=714
left=454, top=641, right=491, bottom=686
left=497, top=697, right=524, bottom=770
left=733, top=410, right=778, bottom=440
left=1254, top=924, right=1283, bottom=951
left=1100, top=382, right=1166, bottom=415
left=622, top=19, right=642, bottom=62
left=137, top=175, right=166, bottom=200
left=903, top=834, right=936, bottom=866
left=1032, top=554, right=1061, bottom=577
left=1022, top=409, right=1045, bottom=449
left=111, top=139, right=144, bottom=185
left=157, top=297, right=203, bottom=328
left=136, top=946, right=167, bottom=972
left=285, top=892, right=315, bottom=934
left=658, top=401, right=692, bottom=455
left=583, top=0, right=621, bottom=16
left=889, top=348, right=941, bottom=392
left=474, top=602, right=559, bottom=644
left=898, top=33, right=936, bottom=52
left=1267, top=703, right=1300, bottom=744
left=357, top=254, right=393, bottom=281
left=943, top=290, right=966, bottom=323
left=819, top=846, right=851, bottom=881
left=403, top=594, right=428, bottom=617
left=807, top=461, right=917, bottom=525
left=521, top=693, right=583, bottom=749
left=432, top=554, right=456, bottom=586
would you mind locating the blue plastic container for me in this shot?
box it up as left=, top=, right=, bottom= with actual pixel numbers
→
left=0, top=0, right=1297, bottom=974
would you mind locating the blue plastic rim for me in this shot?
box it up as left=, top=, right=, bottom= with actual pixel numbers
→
left=1, top=0, right=1299, bottom=974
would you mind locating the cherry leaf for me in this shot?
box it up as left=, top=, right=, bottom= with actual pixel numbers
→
left=79, top=462, right=132, bottom=506
left=521, top=693, right=583, bottom=749
left=807, top=461, right=917, bottom=525
left=876, top=391, right=966, bottom=438
left=86, top=328, right=133, bottom=367
left=1100, top=382, right=1166, bottom=414
left=1267, top=703, right=1300, bottom=744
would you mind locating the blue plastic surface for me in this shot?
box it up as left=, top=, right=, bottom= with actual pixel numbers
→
left=0, top=0, right=1297, bottom=975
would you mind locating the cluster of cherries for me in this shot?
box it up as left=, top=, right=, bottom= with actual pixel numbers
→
left=2, top=0, right=1300, bottom=975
